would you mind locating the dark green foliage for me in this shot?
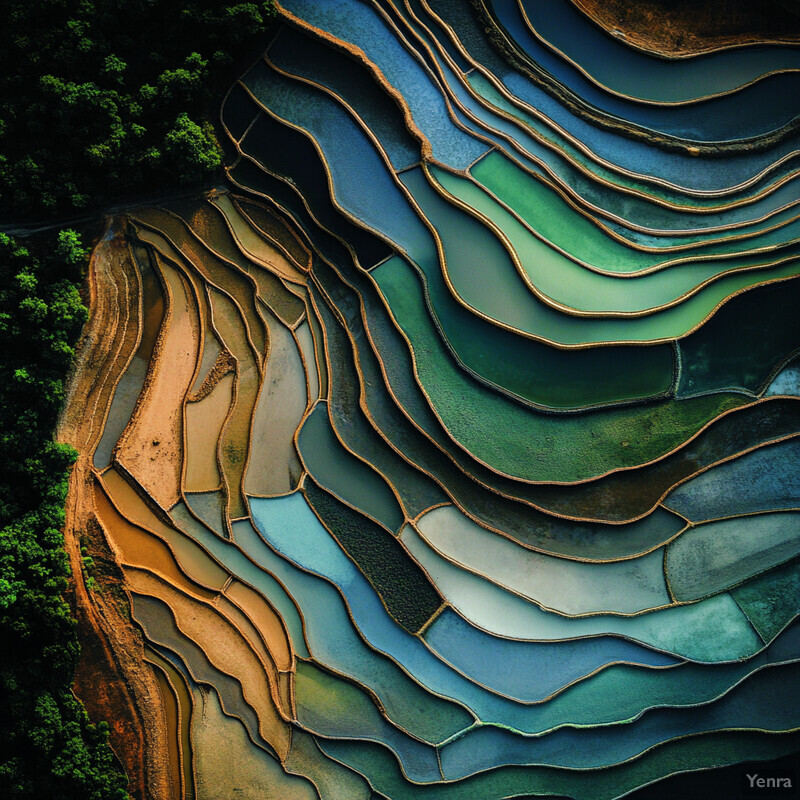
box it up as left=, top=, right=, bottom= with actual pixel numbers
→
left=0, top=233, right=87, bottom=515
left=163, top=113, right=222, bottom=183
left=0, top=0, right=276, bottom=220
left=303, top=478, right=443, bottom=633
left=0, top=232, right=128, bottom=798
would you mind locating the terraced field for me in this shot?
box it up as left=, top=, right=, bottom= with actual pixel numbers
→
left=60, top=1, right=800, bottom=797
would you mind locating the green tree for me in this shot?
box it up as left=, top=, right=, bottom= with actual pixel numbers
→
left=0, top=0, right=276, bottom=220
left=0, top=232, right=127, bottom=799
left=163, top=112, right=221, bottom=182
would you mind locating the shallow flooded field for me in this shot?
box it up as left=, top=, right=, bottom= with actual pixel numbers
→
left=61, top=2, right=800, bottom=797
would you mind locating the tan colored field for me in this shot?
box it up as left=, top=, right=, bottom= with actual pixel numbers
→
left=571, top=0, right=800, bottom=56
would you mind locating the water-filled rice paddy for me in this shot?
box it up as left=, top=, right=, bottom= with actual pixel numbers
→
left=66, top=1, right=800, bottom=796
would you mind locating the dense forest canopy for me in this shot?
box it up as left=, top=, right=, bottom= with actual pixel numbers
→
left=0, top=0, right=277, bottom=221
left=0, top=231, right=129, bottom=798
